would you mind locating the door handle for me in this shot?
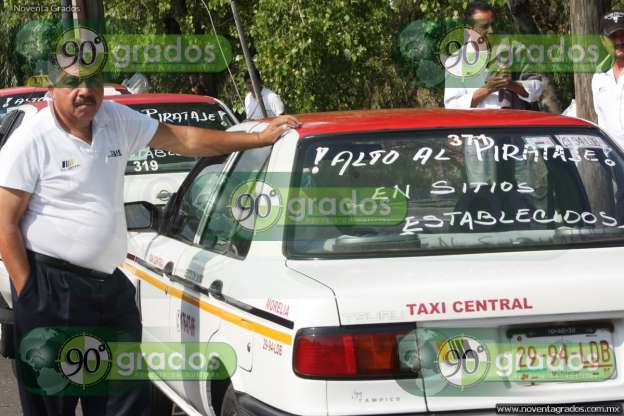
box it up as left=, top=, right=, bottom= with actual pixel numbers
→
left=208, top=280, right=224, bottom=301
left=157, top=189, right=171, bottom=202
left=163, top=261, right=175, bottom=281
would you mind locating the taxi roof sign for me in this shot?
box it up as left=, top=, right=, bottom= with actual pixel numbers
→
left=26, top=75, right=52, bottom=88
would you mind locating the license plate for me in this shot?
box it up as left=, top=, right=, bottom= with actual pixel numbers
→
left=507, top=324, right=616, bottom=382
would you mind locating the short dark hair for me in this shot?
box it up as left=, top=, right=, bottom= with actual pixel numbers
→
left=464, top=1, right=495, bottom=20
left=244, top=69, right=262, bottom=83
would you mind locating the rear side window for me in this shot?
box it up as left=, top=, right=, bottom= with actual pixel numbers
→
left=167, top=157, right=231, bottom=244
left=125, top=102, right=235, bottom=175
left=198, top=146, right=273, bottom=259
left=286, top=127, right=624, bottom=258
left=0, top=110, right=25, bottom=149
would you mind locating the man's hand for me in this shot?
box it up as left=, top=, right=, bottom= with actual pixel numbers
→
left=505, top=79, right=530, bottom=98
left=257, top=115, right=301, bottom=146
left=472, top=66, right=530, bottom=108
left=485, top=73, right=511, bottom=91
left=150, top=115, right=301, bottom=157
left=471, top=74, right=502, bottom=107
left=483, top=68, right=529, bottom=99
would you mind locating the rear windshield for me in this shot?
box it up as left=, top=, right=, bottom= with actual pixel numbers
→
left=0, top=92, right=46, bottom=114
left=285, top=127, right=624, bottom=258
left=125, top=102, right=234, bottom=175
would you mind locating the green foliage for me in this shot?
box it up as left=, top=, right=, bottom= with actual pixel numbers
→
left=0, top=0, right=56, bottom=85
left=249, top=0, right=395, bottom=112
left=0, top=0, right=614, bottom=114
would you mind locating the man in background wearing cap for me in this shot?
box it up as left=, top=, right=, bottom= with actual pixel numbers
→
left=244, top=70, right=285, bottom=120
left=593, top=11, right=624, bottom=145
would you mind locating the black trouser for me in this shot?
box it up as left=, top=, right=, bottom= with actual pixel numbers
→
left=11, top=251, right=151, bottom=416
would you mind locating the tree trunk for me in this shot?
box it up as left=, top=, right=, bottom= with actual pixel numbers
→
left=62, top=0, right=105, bottom=33
left=570, top=0, right=613, bottom=214
left=507, top=0, right=561, bottom=113
left=570, top=0, right=611, bottom=122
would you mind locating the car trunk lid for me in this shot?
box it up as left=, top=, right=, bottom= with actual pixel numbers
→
left=286, top=247, right=624, bottom=411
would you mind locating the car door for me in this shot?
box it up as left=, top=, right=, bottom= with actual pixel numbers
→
left=126, top=155, right=232, bottom=346
left=165, top=145, right=273, bottom=403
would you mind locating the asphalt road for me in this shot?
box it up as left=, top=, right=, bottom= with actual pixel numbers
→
left=0, top=356, right=22, bottom=415
left=0, top=355, right=188, bottom=415
left=0, top=355, right=84, bottom=416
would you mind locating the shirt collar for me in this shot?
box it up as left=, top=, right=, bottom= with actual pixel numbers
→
left=48, top=100, right=108, bottom=142
left=92, top=103, right=109, bottom=133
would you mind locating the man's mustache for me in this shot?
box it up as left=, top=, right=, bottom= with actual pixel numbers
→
left=74, top=96, right=96, bottom=106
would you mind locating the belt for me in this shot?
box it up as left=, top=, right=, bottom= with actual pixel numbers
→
left=27, top=251, right=114, bottom=279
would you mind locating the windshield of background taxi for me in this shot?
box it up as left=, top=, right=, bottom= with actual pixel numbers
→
left=286, top=128, right=624, bottom=257
left=124, top=102, right=235, bottom=175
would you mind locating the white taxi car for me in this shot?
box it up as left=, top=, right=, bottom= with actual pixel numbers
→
left=122, top=109, right=624, bottom=415
left=0, top=93, right=238, bottom=358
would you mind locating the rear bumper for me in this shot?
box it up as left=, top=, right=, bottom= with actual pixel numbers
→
left=237, top=393, right=299, bottom=416
left=236, top=394, right=624, bottom=416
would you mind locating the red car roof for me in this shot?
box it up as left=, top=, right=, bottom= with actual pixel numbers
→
left=105, top=93, right=217, bottom=105
left=0, top=87, right=47, bottom=96
left=292, top=109, right=593, bottom=137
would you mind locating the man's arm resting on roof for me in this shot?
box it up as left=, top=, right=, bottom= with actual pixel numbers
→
left=0, top=187, right=32, bottom=295
left=149, top=115, right=300, bottom=156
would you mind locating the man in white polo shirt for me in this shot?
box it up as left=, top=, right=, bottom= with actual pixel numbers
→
left=0, top=69, right=298, bottom=415
left=593, top=11, right=624, bottom=146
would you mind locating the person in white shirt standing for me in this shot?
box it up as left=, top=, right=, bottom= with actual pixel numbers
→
left=592, top=11, right=624, bottom=145
left=444, top=1, right=543, bottom=109
left=244, top=70, right=285, bottom=120
left=0, top=63, right=298, bottom=415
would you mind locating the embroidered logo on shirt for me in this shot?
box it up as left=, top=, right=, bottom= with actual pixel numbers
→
left=108, top=149, right=122, bottom=158
left=61, top=159, right=80, bottom=170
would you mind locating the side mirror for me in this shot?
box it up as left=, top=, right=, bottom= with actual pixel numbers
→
left=125, top=201, right=159, bottom=231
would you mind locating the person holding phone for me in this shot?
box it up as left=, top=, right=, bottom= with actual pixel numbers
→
left=592, top=11, right=624, bottom=145
left=444, top=1, right=543, bottom=109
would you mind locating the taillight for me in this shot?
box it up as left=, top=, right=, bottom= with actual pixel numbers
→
left=293, top=325, right=416, bottom=379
